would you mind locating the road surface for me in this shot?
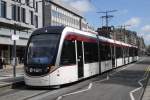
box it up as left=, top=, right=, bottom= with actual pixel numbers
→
left=0, top=57, right=149, bottom=100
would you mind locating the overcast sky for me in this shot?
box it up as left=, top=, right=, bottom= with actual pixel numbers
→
left=61, top=0, right=150, bottom=45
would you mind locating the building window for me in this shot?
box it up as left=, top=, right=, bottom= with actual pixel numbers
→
left=17, top=6, right=20, bottom=21
left=21, top=8, right=26, bottom=23
left=30, top=11, right=33, bottom=25
left=25, top=0, right=30, bottom=6
left=12, top=0, right=21, bottom=3
left=1, top=1, right=6, bottom=18
left=34, top=15, right=38, bottom=28
left=18, top=0, right=21, bottom=3
left=12, top=4, right=16, bottom=20
left=12, top=5, right=21, bottom=21
left=35, top=2, right=38, bottom=12
left=33, top=0, right=35, bottom=8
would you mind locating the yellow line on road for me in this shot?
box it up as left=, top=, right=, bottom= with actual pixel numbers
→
left=130, top=65, right=150, bottom=100
left=147, top=66, right=150, bottom=71
left=145, top=66, right=150, bottom=72
left=148, top=67, right=150, bottom=72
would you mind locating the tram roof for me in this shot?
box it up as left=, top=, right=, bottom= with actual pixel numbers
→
left=32, top=26, right=65, bottom=36
left=98, top=35, right=137, bottom=48
left=31, top=26, right=137, bottom=48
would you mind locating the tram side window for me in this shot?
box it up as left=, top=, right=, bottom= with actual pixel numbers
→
left=99, top=43, right=111, bottom=61
left=100, top=44, right=105, bottom=61
left=135, top=49, right=138, bottom=56
left=84, top=42, right=98, bottom=63
left=127, top=48, right=129, bottom=57
left=129, top=48, right=131, bottom=56
left=100, top=44, right=111, bottom=61
left=129, top=48, right=133, bottom=56
left=60, top=40, right=76, bottom=65
left=132, top=48, right=135, bottom=56
left=133, top=48, right=137, bottom=56
left=116, top=47, right=122, bottom=58
left=105, top=45, right=111, bottom=60
left=124, top=48, right=127, bottom=57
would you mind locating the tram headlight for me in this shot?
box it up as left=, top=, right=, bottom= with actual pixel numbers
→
left=25, top=66, right=30, bottom=72
left=29, top=68, right=33, bottom=72
left=43, top=66, right=49, bottom=73
left=46, top=66, right=50, bottom=70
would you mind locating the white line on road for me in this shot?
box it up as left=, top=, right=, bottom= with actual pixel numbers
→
left=110, top=58, right=145, bottom=76
left=56, top=61, right=142, bottom=100
left=56, top=83, right=93, bottom=100
left=129, top=66, right=150, bottom=100
left=56, top=58, right=146, bottom=100
left=110, top=65, right=132, bottom=76
left=25, top=90, right=60, bottom=100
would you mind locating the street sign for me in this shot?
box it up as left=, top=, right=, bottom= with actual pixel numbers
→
left=11, top=34, right=19, bottom=40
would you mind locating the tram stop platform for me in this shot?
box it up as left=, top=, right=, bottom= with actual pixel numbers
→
left=0, top=65, right=24, bottom=88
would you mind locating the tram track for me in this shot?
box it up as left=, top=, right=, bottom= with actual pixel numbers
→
left=20, top=90, right=52, bottom=100
left=0, top=80, right=90, bottom=100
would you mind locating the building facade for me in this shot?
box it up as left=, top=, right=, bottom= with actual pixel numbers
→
left=44, top=0, right=83, bottom=29
left=0, top=0, right=94, bottom=66
left=44, top=0, right=94, bottom=31
left=137, top=37, right=146, bottom=56
left=44, top=0, right=82, bottom=29
left=0, top=0, right=42, bottom=65
left=81, top=18, right=95, bottom=32
left=110, top=28, right=138, bottom=46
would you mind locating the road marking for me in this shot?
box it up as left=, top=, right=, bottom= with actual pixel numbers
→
left=110, top=58, right=145, bottom=76
left=56, top=58, right=146, bottom=100
left=129, top=66, right=150, bottom=100
left=56, top=83, right=93, bottom=100
left=110, top=64, right=133, bottom=76
left=93, top=59, right=145, bottom=85
left=25, top=90, right=59, bottom=100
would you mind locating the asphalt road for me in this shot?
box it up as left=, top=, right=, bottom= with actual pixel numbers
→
left=0, top=57, right=149, bottom=100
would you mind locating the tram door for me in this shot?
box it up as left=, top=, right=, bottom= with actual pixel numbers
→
left=77, top=41, right=84, bottom=78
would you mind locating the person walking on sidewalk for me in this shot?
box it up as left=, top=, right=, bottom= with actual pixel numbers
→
left=0, top=58, right=3, bottom=69
left=2, top=59, right=6, bottom=69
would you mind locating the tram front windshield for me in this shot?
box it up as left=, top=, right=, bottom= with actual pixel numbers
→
left=27, top=34, right=60, bottom=65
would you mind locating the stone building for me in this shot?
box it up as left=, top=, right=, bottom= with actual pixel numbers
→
left=0, top=0, right=42, bottom=64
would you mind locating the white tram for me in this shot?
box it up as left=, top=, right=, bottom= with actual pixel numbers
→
left=24, top=26, right=138, bottom=86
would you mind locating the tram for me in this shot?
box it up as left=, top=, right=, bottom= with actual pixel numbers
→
left=24, top=26, right=138, bottom=86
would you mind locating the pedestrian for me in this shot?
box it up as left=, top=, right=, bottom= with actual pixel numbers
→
left=2, top=59, right=6, bottom=69
left=0, top=59, right=3, bottom=69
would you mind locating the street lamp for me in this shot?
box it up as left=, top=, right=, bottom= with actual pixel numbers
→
left=12, top=1, right=43, bottom=78
left=11, top=0, right=42, bottom=79
left=12, top=24, right=17, bottom=78
left=12, top=2, right=25, bottom=78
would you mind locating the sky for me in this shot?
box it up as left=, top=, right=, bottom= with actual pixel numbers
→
left=61, top=0, right=150, bottom=45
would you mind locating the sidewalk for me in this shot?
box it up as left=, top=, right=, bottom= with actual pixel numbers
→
left=0, top=65, right=24, bottom=87
left=142, top=74, right=150, bottom=100
left=0, top=64, right=24, bottom=70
